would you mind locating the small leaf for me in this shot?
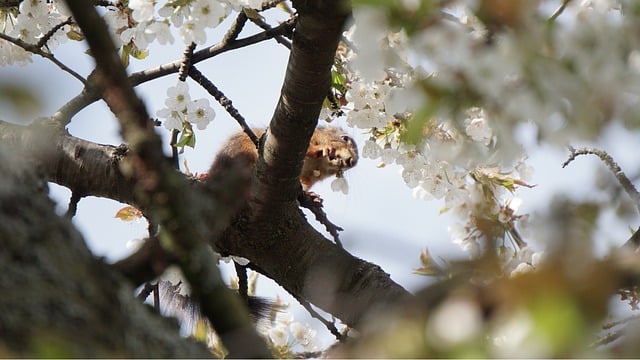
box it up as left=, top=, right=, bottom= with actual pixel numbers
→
left=277, top=2, right=294, bottom=14
left=243, top=8, right=263, bottom=20
left=66, top=29, right=84, bottom=41
left=471, top=166, right=535, bottom=192
left=414, top=248, right=443, bottom=276
left=114, top=206, right=143, bottom=222
left=129, top=47, right=149, bottom=60
left=121, top=44, right=131, bottom=68
left=331, top=70, right=347, bottom=94
left=175, top=128, right=196, bottom=149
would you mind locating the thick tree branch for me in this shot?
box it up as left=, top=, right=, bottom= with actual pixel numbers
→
left=62, top=0, right=271, bottom=356
left=0, top=142, right=212, bottom=358
left=217, top=0, right=411, bottom=328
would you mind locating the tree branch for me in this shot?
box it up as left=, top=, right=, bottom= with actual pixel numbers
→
left=49, top=17, right=296, bottom=126
left=0, top=31, right=87, bottom=85
left=0, top=141, right=212, bottom=358
left=62, top=0, right=271, bottom=356
left=216, top=0, right=411, bottom=329
left=188, top=66, right=259, bottom=146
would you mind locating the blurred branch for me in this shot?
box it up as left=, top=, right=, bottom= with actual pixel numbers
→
left=0, top=0, right=21, bottom=8
left=63, top=0, right=271, bottom=355
left=114, top=237, right=175, bottom=287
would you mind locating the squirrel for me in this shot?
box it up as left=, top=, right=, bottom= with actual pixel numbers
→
left=195, top=126, right=358, bottom=331
left=208, top=126, right=358, bottom=191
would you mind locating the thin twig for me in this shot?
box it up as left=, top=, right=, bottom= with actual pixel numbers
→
left=221, top=11, right=248, bottom=46
left=188, top=66, right=259, bottom=146
left=562, top=146, right=640, bottom=215
left=294, top=294, right=345, bottom=341
left=549, top=0, right=573, bottom=22
left=0, top=32, right=87, bottom=85
left=602, top=313, right=640, bottom=330
left=196, top=16, right=295, bottom=62
left=248, top=16, right=291, bottom=49
left=37, top=16, right=74, bottom=49
left=298, top=191, right=344, bottom=247
left=591, top=328, right=624, bottom=348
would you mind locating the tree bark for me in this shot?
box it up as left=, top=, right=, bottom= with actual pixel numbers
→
left=0, top=143, right=212, bottom=358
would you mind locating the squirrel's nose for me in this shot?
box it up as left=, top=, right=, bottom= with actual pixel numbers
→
left=345, top=156, right=356, bottom=168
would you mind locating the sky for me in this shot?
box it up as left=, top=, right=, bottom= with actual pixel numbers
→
left=2, top=4, right=640, bottom=350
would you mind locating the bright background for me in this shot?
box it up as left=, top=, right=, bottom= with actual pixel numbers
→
left=2, top=6, right=639, bottom=350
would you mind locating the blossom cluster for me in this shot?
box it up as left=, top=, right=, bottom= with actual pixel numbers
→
left=338, top=2, right=588, bottom=272
left=0, top=0, right=264, bottom=66
left=106, top=0, right=263, bottom=51
left=335, top=1, right=640, bottom=274
left=156, top=80, right=215, bottom=131
left=263, top=311, right=319, bottom=356
left=0, top=0, right=70, bottom=65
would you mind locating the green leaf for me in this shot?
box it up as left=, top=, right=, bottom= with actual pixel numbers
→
left=114, top=205, right=143, bottom=222
left=331, top=70, right=347, bottom=94
left=175, top=123, right=196, bottom=149
left=66, top=29, right=84, bottom=41
left=121, top=44, right=131, bottom=68
left=243, top=8, right=263, bottom=20
left=129, top=47, right=149, bottom=60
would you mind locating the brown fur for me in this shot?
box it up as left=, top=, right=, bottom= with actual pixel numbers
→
left=208, top=127, right=358, bottom=190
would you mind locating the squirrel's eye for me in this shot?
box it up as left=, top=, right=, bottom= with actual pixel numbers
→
left=341, top=135, right=351, bottom=143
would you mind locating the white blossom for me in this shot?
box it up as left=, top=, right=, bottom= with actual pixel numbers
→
left=129, top=0, right=155, bottom=23
left=179, top=18, right=207, bottom=45
left=268, top=326, right=289, bottom=347
left=145, top=20, right=174, bottom=45
left=164, top=81, right=191, bottom=111
left=290, top=322, right=317, bottom=351
left=156, top=108, right=183, bottom=131
left=186, top=98, right=215, bottom=130
left=464, top=110, right=493, bottom=145
left=331, top=177, right=349, bottom=194
left=192, top=0, right=228, bottom=28
left=362, top=139, right=382, bottom=159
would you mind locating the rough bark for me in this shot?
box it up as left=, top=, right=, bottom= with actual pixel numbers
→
left=0, top=144, right=212, bottom=358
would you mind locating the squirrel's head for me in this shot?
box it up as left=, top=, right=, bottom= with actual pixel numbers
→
left=301, top=127, right=358, bottom=190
